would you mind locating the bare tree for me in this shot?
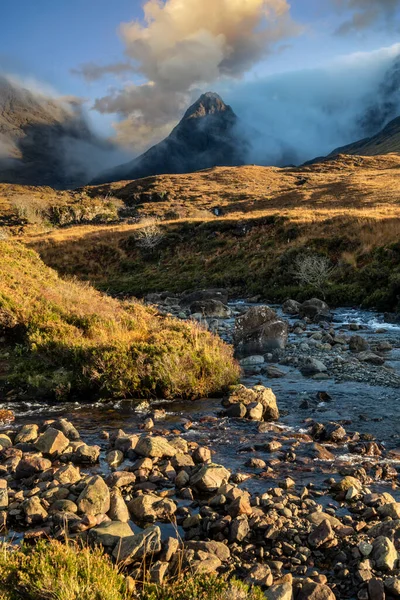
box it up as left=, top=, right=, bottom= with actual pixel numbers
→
left=294, top=254, right=335, bottom=299
left=134, top=217, right=164, bottom=251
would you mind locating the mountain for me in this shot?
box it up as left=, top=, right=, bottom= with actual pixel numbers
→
left=328, top=114, right=400, bottom=158
left=91, top=92, right=249, bottom=184
left=0, top=76, right=116, bottom=189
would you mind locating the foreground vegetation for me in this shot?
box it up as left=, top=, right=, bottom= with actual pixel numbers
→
left=0, top=541, right=263, bottom=600
left=0, top=241, right=239, bottom=399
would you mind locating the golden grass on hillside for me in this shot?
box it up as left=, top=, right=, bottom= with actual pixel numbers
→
left=0, top=241, right=239, bottom=399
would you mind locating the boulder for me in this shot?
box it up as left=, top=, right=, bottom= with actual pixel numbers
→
left=300, top=358, right=327, bottom=377
left=89, top=521, right=134, bottom=549
left=15, top=455, right=52, bottom=479
left=372, top=536, right=398, bottom=571
left=15, top=424, right=39, bottom=444
left=282, top=299, right=301, bottom=315
left=180, top=289, right=229, bottom=306
left=189, top=463, right=230, bottom=493
left=297, top=582, right=335, bottom=600
left=54, top=464, right=81, bottom=485
left=225, top=385, right=279, bottom=421
left=71, top=443, right=100, bottom=464
left=108, top=488, right=130, bottom=522
left=112, top=525, right=161, bottom=564
left=299, top=298, right=332, bottom=323
left=22, top=496, right=48, bottom=524
left=308, top=519, right=335, bottom=548
left=128, top=494, right=177, bottom=522
left=349, top=335, right=369, bottom=353
left=77, top=476, right=110, bottom=516
left=234, top=306, right=288, bottom=356
left=265, top=583, right=293, bottom=600
left=135, top=436, right=177, bottom=458
left=357, top=351, right=385, bottom=366
left=35, top=427, right=69, bottom=456
left=52, top=419, right=80, bottom=440
left=189, top=300, right=230, bottom=318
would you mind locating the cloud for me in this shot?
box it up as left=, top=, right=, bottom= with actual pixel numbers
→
left=92, top=0, right=301, bottom=150
left=224, top=44, right=400, bottom=166
left=71, top=61, right=136, bottom=82
left=333, top=0, right=400, bottom=35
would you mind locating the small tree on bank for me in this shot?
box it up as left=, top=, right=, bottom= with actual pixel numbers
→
left=134, top=217, right=164, bottom=252
left=294, top=254, right=335, bottom=300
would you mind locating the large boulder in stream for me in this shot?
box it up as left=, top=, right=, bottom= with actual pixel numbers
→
left=189, top=299, right=230, bottom=318
left=224, top=384, right=279, bottom=421
left=299, top=298, right=332, bottom=323
left=234, top=306, right=288, bottom=357
left=180, top=289, right=229, bottom=306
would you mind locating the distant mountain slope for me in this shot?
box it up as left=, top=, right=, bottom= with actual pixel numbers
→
left=0, top=76, right=115, bottom=189
left=91, top=92, right=249, bottom=184
left=329, top=115, right=400, bottom=158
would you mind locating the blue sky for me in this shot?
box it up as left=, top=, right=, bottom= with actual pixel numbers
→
left=2, top=0, right=400, bottom=146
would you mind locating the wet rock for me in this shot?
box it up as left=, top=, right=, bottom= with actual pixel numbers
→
left=239, top=355, right=265, bottom=366
left=225, top=384, right=279, bottom=421
left=234, top=306, right=288, bottom=356
left=114, top=433, right=139, bottom=453
left=88, top=521, right=134, bottom=549
left=333, top=476, right=362, bottom=495
left=128, top=494, right=176, bottom=523
left=247, top=402, right=264, bottom=421
left=300, top=358, right=327, bottom=376
left=357, top=351, right=385, bottom=366
left=189, top=299, right=230, bottom=318
left=192, top=447, right=212, bottom=464
left=265, top=366, right=286, bottom=378
left=15, top=455, right=52, bottom=479
left=15, top=424, right=39, bottom=444
left=225, top=403, right=247, bottom=418
left=70, top=443, right=100, bottom=464
left=35, top=427, right=69, bottom=456
left=311, top=443, right=335, bottom=461
left=77, top=476, right=110, bottom=516
left=246, top=458, right=267, bottom=469
left=180, top=289, right=229, bottom=306
left=299, top=298, right=332, bottom=323
left=189, top=463, right=230, bottom=493
left=106, top=450, right=124, bottom=469
left=135, top=436, right=177, bottom=458
left=112, top=525, right=161, bottom=564
left=372, top=536, right=397, bottom=571
left=52, top=419, right=80, bottom=441
left=282, top=299, right=301, bottom=315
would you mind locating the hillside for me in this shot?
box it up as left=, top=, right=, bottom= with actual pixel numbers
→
left=0, top=76, right=115, bottom=189
left=91, top=92, right=248, bottom=184
left=329, top=115, right=400, bottom=158
left=0, top=241, right=238, bottom=399
left=16, top=153, right=400, bottom=312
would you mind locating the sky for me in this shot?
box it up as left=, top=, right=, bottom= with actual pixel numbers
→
left=1, top=0, right=400, bottom=153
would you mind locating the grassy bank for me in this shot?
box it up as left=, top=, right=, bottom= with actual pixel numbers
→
left=0, top=241, right=239, bottom=399
left=0, top=541, right=263, bottom=600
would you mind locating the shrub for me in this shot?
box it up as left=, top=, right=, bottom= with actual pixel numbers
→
left=134, top=218, right=165, bottom=251
left=293, top=254, right=335, bottom=300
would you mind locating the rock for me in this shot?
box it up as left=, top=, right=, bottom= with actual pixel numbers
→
left=349, top=335, right=369, bottom=353
left=35, top=427, right=69, bottom=456
left=22, top=496, right=48, bottom=524
left=128, top=494, right=177, bottom=522
left=106, top=450, right=124, bottom=469
left=246, top=458, right=267, bottom=469
left=54, top=464, right=81, bottom=485
left=71, top=443, right=100, bottom=464
left=189, top=299, right=230, bottom=318
left=192, top=447, right=212, bottom=464
left=189, top=463, right=230, bottom=493
left=247, top=402, right=264, bottom=421
left=49, top=499, right=78, bottom=514
left=368, top=579, right=385, bottom=600
left=234, top=306, right=288, bottom=356
left=0, top=480, right=8, bottom=511
left=372, top=536, right=397, bottom=571
left=0, top=434, right=12, bottom=449
left=112, top=525, right=161, bottom=564
left=299, top=298, right=332, bottom=323
left=225, top=385, right=279, bottom=421
left=282, top=299, right=301, bottom=315
left=108, top=488, right=130, bottom=522
left=333, top=476, right=362, bottom=494
left=114, top=434, right=139, bottom=453
left=225, top=403, right=247, bottom=418
left=297, top=582, right=335, bottom=600
left=180, top=289, right=229, bottom=306
left=239, top=355, right=265, bottom=366
left=190, top=554, right=222, bottom=574
left=135, top=436, right=177, bottom=458
left=106, top=471, right=136, bottom=488
left=245, top=563, right=273, bottom=587
left=359, top=541, right=373, bottom=557
left=265, top=582, right=293, bottom=600
left=77, top=476, right=110, bottom=516
left=15, top=424, right=39, bottom=444
left=308, top=512, right=343, bottom=530
left=357, top=351, right=385, bottom=366
left=160, top=537, right=179, bottom=562
left=308, top=519, right=335, bottom=548
left=185, top=540, right=230, bottom=562
left=384, top=577, right=400, bottom=597
left=88, top=521, right=134, bottom=549
left=149, top=561, right=169, bottom=585
left=300, top=358, right=327, bottom=376
left=52, top=419, right=80, bottom=441
left=265, top=366, right=286, bottom=378
left=230, top=515, right=250, bottom=542
left=378, top=503, right=400, bottom=520
left=15, top=455, right=52, bottom=479
left=311, top=443, right=335, bottom=461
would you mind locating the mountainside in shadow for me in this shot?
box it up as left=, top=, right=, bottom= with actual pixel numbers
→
left=328, top=114, right=400, bottom=158
left=91, top=92, right=249, bottom=184
left=0, top=76, right=116, bottom=189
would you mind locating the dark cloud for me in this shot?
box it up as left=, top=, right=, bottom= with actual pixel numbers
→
left=71, top=61, right=136, bottom=82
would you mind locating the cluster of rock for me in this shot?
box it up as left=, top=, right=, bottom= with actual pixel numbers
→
left=0, top=402, right=400, bottom=598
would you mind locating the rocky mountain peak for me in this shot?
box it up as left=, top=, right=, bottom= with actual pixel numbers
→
left=183, top=92, right=233, bottom=120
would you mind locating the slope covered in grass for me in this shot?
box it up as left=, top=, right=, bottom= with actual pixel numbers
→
left=0, top=241, right=239, bottom=399
left=0, top=541, right=264, bottom=600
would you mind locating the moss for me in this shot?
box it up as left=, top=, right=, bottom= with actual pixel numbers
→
left=0, top=242, right=239, bottom=400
